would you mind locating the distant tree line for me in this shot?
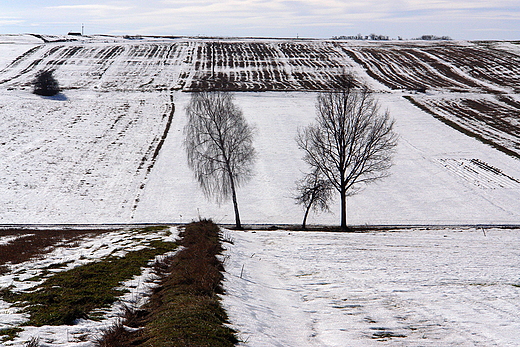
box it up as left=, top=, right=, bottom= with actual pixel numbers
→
left=332, top=34, right=451, bottom=41
left=332, top=33, right=389, bottom=41
left=413, top=35, right=452, bottom=41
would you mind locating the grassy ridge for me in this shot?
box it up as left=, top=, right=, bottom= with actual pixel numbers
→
left=97, top=220, right=238, bottom=347
left=1, top=222, right=237, bottom=345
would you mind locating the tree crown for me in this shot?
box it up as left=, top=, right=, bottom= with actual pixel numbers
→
left=184, top=91, right=256, bottom=203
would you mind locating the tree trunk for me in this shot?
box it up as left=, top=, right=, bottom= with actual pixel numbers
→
left=228, top=174, right=242, bottom=230
left=302, top=203, right=312, bottom=230
left=340, top=189, right=347, bottom=231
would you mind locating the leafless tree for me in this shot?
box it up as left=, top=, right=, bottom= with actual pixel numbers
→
left=184, top=91, right=256, bottom=229
left=294, top=168, right=333, bottom=229
left=296, top=75, right=398, bottom=230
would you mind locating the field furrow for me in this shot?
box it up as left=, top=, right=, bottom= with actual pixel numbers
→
left=0, top=91, right=174, bottom=223
left=422, top=44, right=520, bottom=93
left=408, top=94, right=520, bottom=157
left=342, top=44, right=491, bottom=92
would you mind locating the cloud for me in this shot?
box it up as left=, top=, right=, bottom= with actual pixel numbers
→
left=139, top=0, right=388, bottom=28
left=92, top=0, right=518, bottom=39
left=47, top=4, right=134, bottom=17
left=404, top=0, right=518, bottom=11
left=0, top=19, right=24, bottom=26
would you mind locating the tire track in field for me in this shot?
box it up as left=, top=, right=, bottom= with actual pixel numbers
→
left=407, top=95, right=520, bottom=158
left=436, top=158, right=520, bottom=189
left=130, top=93, right=176, bottom=215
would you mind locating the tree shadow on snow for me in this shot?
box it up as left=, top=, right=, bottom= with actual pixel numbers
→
left=40, top=92, right=68, bottom=101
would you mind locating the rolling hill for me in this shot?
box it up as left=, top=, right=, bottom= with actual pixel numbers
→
left=1, top=34, right=519, bottom=226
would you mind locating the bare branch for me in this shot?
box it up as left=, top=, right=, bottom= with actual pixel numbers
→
left=294, top=169, right=334, bottom=229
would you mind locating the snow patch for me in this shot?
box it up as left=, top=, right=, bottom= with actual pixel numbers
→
left=222, top=228, right=520, bottom=346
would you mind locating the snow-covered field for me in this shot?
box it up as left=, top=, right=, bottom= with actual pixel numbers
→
left=222, top=228, right=520, bottom=346
left=0, top=90, right=173, bottom=223
left=0, top=35, right=40, bottom=71
left=1, top=88, right=519, bottom=226
left=134, top=91, right=520, bottom=226
left=0, top=35, right=519, bottom=226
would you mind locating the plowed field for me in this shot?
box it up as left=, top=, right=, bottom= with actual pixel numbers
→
left=1, top=35, right=519, bottom=224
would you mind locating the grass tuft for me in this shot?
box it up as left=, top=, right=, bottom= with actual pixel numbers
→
left=0, top=328, right=24, bottom=342
left=94, top=321, right=134, bottom=347
left=24, top=336, right=40, bottom=347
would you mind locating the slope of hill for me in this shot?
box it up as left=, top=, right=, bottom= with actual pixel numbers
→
left=0, top=35, right=519, bottom=226
left=134, top=91, right=520, bottom=225
left=222, top=227, right=520, bottom=346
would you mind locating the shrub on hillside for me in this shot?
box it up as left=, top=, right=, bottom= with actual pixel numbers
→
left=33, top=70, right=60, bottom=96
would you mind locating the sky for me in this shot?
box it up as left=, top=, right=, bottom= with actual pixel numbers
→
left=0, top=0, right=519, bottom=40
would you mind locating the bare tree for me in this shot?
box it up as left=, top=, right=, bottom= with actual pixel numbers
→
left=184, top=91, right=256, bottom=229
left=294, top=168, right=333, bottom=229
left=296, top=75, right=398, bottom=230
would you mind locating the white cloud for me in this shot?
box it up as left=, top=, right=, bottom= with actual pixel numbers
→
left=46, top=4, right=134, bottom=17
left=404, top=0, right=518, bottom=11
left=0, top=19, right=24, bottom=26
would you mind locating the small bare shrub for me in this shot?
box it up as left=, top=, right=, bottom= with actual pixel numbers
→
left=220, top=230, right=235, bottom=245
left=93, top=321, right=129, bottom=347
left=24, top=337, right=40, bottom=347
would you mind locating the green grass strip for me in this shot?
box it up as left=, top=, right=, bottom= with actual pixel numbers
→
left=113, top=220, right=238, bottom=347
left=0, top=328, right=24, bottom=342
left=2, top=237, right=177, bottom=326
left=141, top=294, right=237, bottom=347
